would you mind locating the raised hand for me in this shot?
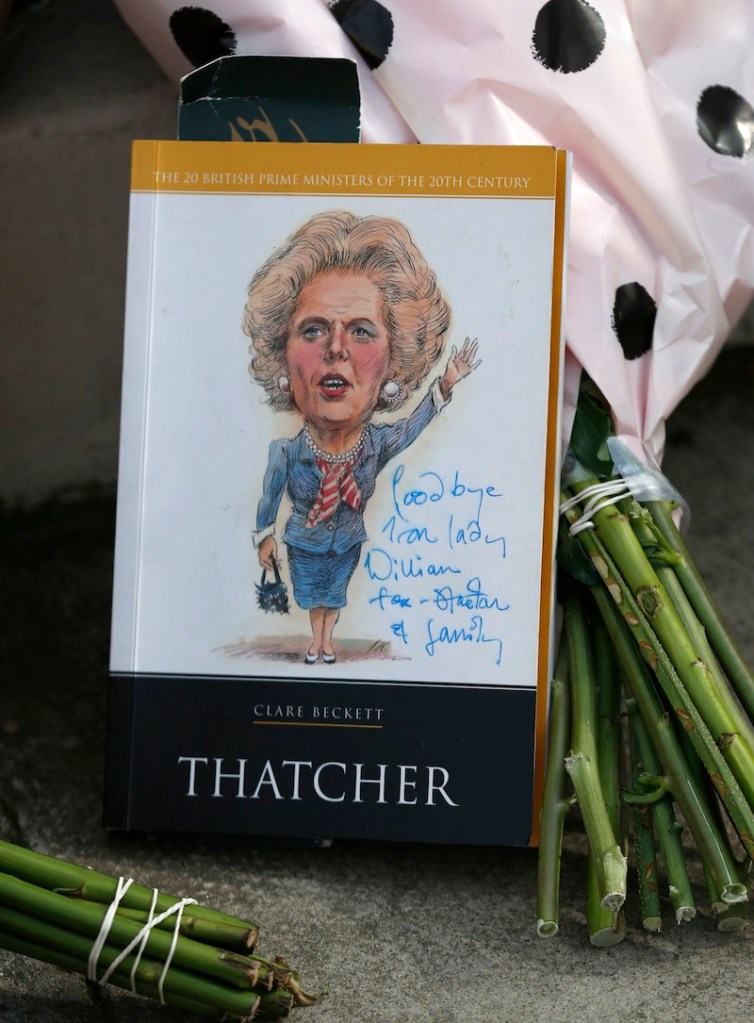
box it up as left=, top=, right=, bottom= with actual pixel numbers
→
left=439, top=337, right=482, bottom=399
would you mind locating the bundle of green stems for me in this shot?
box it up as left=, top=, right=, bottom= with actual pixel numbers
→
left=537, top=465, right=754, bottom=943
left=0, top=839, right=314, bottom=1019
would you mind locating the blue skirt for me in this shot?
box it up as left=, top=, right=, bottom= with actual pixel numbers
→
left=286, top=544, right=361, bottom=610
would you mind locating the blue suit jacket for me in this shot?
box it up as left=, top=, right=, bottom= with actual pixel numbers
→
left=256, top=390, right=439, bottom=554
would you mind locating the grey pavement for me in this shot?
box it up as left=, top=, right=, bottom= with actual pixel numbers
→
left=2, top=3, right=754, bottom=1022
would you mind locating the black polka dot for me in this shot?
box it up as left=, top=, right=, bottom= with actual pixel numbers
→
left=531, top=0, right=606, bottom=74
left=697, top=85, right=754, bottom=158
left=612, top=283, right=656, bottom=360
left=169, top=6, right=237, bottom=68
left=329, top=0, right=393, bottom=69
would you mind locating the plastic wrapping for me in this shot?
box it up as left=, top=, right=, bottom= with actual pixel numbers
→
left=113, top=0, right=754, bottom=467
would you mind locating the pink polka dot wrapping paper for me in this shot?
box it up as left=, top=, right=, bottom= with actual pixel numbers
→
left=113, top=0, right=754, bottom=466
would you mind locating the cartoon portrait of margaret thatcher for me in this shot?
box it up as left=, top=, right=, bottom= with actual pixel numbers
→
left=243, top=210, right=480, bottom=665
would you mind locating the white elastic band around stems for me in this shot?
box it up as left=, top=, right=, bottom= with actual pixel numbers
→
left=87, top=875, right=133, bottom=981
left=87, top=876, right=197, bottom=1003
left=560, top=480, right=632, bottom=536
left=128, top=885, right=159, bottom=993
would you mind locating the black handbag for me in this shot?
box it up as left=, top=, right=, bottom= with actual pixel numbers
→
left=255, top=557, right=289, bottom=614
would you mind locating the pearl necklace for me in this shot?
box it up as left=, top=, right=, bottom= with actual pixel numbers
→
left=304, top=423, right=366, bottom=465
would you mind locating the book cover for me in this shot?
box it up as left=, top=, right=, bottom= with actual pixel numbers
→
left=105, top=140, right=569, bottom=846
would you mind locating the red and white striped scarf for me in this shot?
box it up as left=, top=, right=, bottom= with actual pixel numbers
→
left=306, top=457, right=362, bottom=528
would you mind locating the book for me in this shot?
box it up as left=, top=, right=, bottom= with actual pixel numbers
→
left=178, top=55, right=361, bottom=143
left=105, top=140, right=569, bottom=846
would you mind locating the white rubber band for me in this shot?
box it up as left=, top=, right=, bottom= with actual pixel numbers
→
left=98, top=891, right=198, bottom=998
left=158, top=897, right=195, bottom=1003
left=560, top=480, right=630, bottom=514
left=87, top=876, right=134, bottom=981
left=89, top=877, right=197, bottom=1003
left=560, top=480, right=632, bottom=536
left=128, top=886, right=159, bottom=992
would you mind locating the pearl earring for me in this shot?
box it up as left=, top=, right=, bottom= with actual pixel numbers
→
left=381, top=379, right=402, bottom=403
left=277, top=374, right=291, bottom=395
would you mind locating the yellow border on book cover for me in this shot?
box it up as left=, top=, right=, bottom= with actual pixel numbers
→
left=131, top=140, right=561, bottom=200
left=529, top=147, right=569, bottom=848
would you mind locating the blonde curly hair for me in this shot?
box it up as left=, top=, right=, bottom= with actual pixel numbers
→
left=242, top=211, right=451, bottom=413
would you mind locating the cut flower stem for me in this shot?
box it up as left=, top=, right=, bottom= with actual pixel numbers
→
left=647, top=499, right=754, bottom=724
left=536, top=635, right=572, bottom=937
left=585, top=620, right=626, bottom=945
left=562, top=588, right=627, bottom=914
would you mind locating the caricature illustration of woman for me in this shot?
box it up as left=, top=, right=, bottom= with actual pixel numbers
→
left=244, top=211, right=480, bottom=664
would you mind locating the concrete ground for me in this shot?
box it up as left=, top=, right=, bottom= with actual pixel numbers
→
left=2, top=348, right=753, bottom=1023
left=2, top=3, right=754, bottom=1022
left=0, top=0, right=176, bottom=502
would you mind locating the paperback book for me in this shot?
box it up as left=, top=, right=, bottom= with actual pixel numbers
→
left=105, top=140, right=569, bottom=846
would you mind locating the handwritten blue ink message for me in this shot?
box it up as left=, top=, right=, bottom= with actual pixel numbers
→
left=362, top=464, right=510, bottom=668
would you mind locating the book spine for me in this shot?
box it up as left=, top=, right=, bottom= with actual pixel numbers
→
left=109, top=142, right=161, bottom=674
left=102, top=674, right=136, bottom=829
